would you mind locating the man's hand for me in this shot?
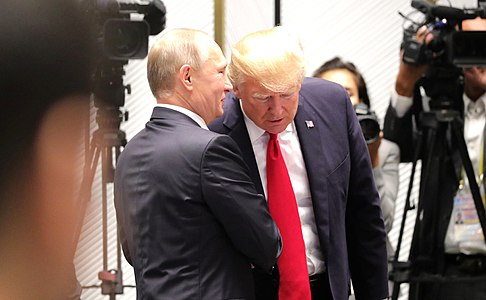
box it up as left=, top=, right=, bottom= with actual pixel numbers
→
left=395, top=26, right=432, bottom=97
left=367, top=131, right=383, bottom=169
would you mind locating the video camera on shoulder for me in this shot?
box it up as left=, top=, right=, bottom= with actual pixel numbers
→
left=402, top=0, right=486, bottom=67
left=354, top=103, right=380, bottom=144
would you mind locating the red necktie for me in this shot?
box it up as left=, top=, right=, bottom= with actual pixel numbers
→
left=266, top=133, right=311, bottom=300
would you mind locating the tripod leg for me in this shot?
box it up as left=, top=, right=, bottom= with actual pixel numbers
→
left=73, top=140, right=102, bottom=254
left=407, top=117, right=451, bottom=300
left=391, top=135, right=423, bottom=300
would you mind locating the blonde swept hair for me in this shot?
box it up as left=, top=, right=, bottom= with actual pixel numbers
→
left=229, top=26, right=305, bottom=92
left=147, top=28, right=213, bottom=99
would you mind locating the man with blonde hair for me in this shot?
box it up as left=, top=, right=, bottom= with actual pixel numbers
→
left=209, top=27, right=388, bottom=300
left=114, top=28, right=281, bottom=300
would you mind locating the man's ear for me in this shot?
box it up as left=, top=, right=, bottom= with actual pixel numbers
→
left=179, top=64, right=192, bottom=90
left=233, top=85, right=240, bottom=98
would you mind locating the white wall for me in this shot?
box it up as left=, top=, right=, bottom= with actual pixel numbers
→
left=74, top=1, right=478, bottom=299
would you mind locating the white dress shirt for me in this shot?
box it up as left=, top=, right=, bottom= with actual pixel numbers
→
left=463, top=94, right=486, bottom=183
left=156, top=103, right=208, bottom=129
left=240, top=102, right=326, bottom=275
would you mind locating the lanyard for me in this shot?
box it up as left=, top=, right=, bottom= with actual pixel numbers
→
left=459, top=141, right=484, bottom=190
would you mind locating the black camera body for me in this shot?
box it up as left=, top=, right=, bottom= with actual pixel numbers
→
left=402, top=0, right=486, bottom=67
left=81, top=0, right=166, bottom=111
left=83, top=0, right=166, bottom=62
left=81, top=0, right=166, bottom=146
left=354, top=103, right=381, bottom=144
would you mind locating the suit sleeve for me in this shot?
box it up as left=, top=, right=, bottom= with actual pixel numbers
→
left=200, top=134, right=281, bottom=271
left=374, top=140, right=400, bottom=233
left=383, top=101, right=417, bottom=163
left=345, top=96, right=389, bottom=300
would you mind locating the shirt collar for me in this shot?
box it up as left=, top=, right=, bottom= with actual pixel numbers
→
left=156, top=103, right=208, bottom=130
left=463, top=92, right=486, bottom=119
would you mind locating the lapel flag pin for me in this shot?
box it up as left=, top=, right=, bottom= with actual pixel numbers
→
left=305, top=120, right=314, bottom=128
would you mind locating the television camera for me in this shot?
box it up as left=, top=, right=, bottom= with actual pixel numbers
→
left=403, top=0, right=486, bottom=68
left=75, top=1, right=166, bottom=298
left=400, top=0, right=486, bottom=113
left=389, top=2, right=486, bottom=300
left=354, top=102, right=381, bottom=144
left=81, top=0, right=166, bottom=111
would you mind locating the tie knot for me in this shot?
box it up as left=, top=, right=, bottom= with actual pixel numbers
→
left=266, top=132, right=280, bottom=159
left=268, top=132, right=278, bottom=142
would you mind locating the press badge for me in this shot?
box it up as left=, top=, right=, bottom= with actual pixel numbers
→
left=448, top=184, right=486, bottom=254
left=452, top=189, right=484, bottom=241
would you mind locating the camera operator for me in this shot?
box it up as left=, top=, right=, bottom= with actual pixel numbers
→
left=314, top=57, right=400, bottom=279
left=383, top=16, right=486, bottom=300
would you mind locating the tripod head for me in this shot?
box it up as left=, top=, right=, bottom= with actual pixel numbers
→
left=90, top=60, right=128, bottom=184
left=418, top=63, right=464, bottom=115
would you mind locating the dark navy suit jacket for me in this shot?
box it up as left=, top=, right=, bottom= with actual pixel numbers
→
left=209, top=77, right=389, bottom=300
left=114, top=107, right=281, bottom=300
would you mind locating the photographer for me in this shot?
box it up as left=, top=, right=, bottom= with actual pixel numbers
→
left=314, top=57, right=400, bottom=276
left=383, top=16, right=486, bottom=300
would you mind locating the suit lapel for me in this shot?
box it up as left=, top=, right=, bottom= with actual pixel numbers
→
left=223, top=98, right=265, bottom=196
left=294, top=100, right=330, bottom=258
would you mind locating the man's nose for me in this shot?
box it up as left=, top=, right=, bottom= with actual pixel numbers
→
left=267, top=96, right=284, bottom=114
left=224, top=76, right=233, bottom=92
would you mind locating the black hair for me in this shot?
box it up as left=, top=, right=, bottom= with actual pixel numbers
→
left=313, top=56, right=371, bottom=107
left=0, top=0, right=95, bottom=197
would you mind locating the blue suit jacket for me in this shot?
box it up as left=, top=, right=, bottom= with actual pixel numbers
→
left=209, top=77, right=389, bottom=300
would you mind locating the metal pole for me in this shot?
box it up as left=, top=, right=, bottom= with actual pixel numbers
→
left=275, top=0, right=281, bottom=26
left=214, top=0, right=224, bottom=52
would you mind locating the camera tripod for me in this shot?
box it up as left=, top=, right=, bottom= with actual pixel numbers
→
left=390, top=69, right=486, bottom=300
left=73, top=105, right=128, bottom=300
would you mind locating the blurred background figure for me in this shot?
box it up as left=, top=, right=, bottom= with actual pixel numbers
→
left=0, top=0, right=94, bottom=299
left=314, top=57, right=400, bottom=267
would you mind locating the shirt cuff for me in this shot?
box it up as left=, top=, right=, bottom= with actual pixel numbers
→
left=391, top=89, right=413, bottom=118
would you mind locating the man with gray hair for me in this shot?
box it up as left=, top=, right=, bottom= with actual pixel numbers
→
left=114, top=28, right=281, bottom=300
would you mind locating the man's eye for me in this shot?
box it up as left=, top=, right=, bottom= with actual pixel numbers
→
left=254, top=96, right=270, bottom=102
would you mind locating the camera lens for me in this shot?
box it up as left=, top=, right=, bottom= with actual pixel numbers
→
left=358, top=116, right=380, bottom=144
left=354, top=103, right=380, bottom=144
left=103, top=19, right=149, bottom=60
